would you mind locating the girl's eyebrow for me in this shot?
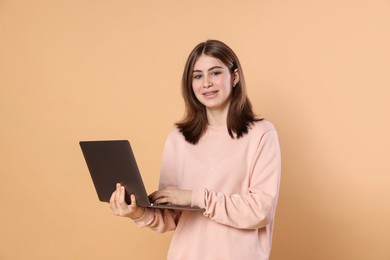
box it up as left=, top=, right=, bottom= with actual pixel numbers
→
left=192, top=66, right=224, bottom=73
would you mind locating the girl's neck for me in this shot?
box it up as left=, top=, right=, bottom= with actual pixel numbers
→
left=206, top=107, right=228, bottom=126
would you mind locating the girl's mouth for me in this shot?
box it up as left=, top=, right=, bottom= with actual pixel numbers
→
left=202, top=90, right=219, bottom=98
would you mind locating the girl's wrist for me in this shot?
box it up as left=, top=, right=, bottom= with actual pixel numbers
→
left=130, top=207, right=145, bottom=220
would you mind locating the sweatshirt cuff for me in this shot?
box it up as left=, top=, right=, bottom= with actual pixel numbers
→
left=133, top=208, right=154, bottom=227
left=191, top=188, right=206, bottom=209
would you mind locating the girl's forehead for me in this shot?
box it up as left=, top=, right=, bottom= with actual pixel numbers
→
left=193, top=55, right=226, bottom=70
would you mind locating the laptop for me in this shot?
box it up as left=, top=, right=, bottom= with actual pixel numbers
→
left=79, top=140, right=203, bottom=212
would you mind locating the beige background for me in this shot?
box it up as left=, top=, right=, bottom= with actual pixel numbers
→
left=1, top=0, right=389, bottom=259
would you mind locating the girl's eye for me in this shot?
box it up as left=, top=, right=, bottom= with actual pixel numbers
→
left=193, top=74, right=202, bottom=79
left=211, top=71, right=222, bottom=76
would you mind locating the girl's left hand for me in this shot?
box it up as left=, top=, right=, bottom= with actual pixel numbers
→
left=149, top=187, right=192, bottom=206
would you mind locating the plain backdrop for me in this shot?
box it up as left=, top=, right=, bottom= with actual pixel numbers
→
left=0, top=0, right=389, bottom=259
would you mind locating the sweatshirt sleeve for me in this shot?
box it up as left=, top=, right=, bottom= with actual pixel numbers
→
left=133, top=207, right=181, bottom=233
left=191, top=129, right=281, bottom=230
left=133, top=130, right=181, bottom=233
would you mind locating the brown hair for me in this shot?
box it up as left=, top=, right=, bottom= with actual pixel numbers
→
left=176, top=39, right=262, bottom=144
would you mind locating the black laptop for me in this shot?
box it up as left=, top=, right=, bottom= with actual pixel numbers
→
left=79, top=140, right=203, bottom=212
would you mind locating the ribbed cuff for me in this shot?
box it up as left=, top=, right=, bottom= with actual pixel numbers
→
left=191, top=188, right=206, bottom=209
left=133, top=208, right=154, bottom=227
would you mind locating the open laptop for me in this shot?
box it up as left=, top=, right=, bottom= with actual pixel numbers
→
left=79, top=140, right=203, bottom=212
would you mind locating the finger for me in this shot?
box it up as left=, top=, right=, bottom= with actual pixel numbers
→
left=150, top=190, right=168, bottom=202
left=118, top=186, right=128, bottom=209
left=114, top=184, right=123, bottom=210
left=148, top=191, right=159, bottom=201
left=109, top=191, right=118, bottom=214
left=155, top=197, right=169, bottom=205
left=148, top=191, right=157, bottom=200
left=109, top=191, right=115, bottom=205
left=114, top=183, right=121, bottom=201
left=129, top=194, right=137, bottom=209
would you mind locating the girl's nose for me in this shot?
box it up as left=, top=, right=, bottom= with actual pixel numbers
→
left=203, top=77, right=212, bottom=88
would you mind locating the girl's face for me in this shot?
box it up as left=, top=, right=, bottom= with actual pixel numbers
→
left=191, top=54, right=239, bottom=115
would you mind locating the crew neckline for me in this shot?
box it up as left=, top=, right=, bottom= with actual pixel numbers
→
left=207, top=124, right=227, bottom=131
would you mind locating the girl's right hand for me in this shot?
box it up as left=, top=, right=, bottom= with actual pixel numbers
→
left=109, top=183, right=145, bottom=220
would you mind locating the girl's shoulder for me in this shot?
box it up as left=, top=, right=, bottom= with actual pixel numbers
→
left=251, top=119, right=277, bottom=135
left=165, top=127, right=186, bottom=144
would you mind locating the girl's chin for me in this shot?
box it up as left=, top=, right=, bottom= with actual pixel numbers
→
left=204, top=102, right=230, bottom=112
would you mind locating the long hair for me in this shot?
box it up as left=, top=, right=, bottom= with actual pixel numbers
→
left=176, top=39, right=261, bottom=144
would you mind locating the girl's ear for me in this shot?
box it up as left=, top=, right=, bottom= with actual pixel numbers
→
left=232, top=69, right=240, bottom=87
